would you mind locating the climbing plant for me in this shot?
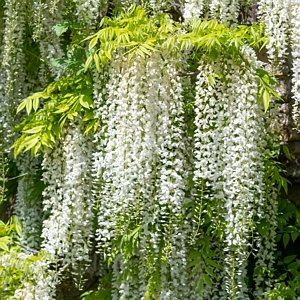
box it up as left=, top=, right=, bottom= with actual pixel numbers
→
left=1, top=1, right=300, bottom=300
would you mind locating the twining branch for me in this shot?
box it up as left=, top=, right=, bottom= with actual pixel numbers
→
left=14, top=241, right=39, bottom=255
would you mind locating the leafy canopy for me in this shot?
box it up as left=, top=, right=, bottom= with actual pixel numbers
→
left=12, top=5, right=280, bottom=157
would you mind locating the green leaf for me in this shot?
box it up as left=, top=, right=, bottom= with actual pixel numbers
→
left=145, top=290, right=150, bottom=300
left=283, top=232, right=290, bottom=249
left=26, top=98, right=33, bottom=115
left=94, top=52, right=101, bottom=72
left=55, top=104, right=71, bottom=114
left=187, top=259, right=202, bottom=268
left=282, top=145, right=292, bottom=161
left=262, top=89, right=270, bottom=112
left=84, top=119, right=100, bottom=134
left=203, top=265, right=217, bottom=279
left=207, top=74, right=215, bottom=87
left=105, top=49, right=112, bottom=60
left=275, top=272, right=287, bottom=282
left=31, top=142, right=42, bottom=156
left=79, top=95, right=92, bottom=109
left=17, top=100, right=27, bottom=113
left=283, top=255, right=297, bottom=265
left=198, top=278, right=204, bottom=294
left=33, top=97, right=40, bottom=112
left=53, top=21, right=69, bottom=37
left=24, top=136, right=40, bottom=152
left=89, top=37, right=98, bottom=50
left=83, top=109, right=94, bottom=121
left=67, top=113, right=74, bottom=120
left=257, top=219, right=270, bottom=236
left=287, top=261, right=299, bottom=271
left=203, top=274, right=212, bottom=287
left=84, top=55, right=93, bottom=72
left=291, top=231, right=299, bottom=243
left=203, top=257, right=222, bottom=269
left=276, top=233, right=282, bottom=242
left=23, top=125, right=45, bottom=134
left=10, top=216, right=22, bottom=237
left=187, top=251, right=201, bottom=260
left=0, top=236, right=11, bottom=251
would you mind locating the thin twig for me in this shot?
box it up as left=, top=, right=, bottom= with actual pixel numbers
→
left=177, top=70, right=200, bottom=77
left=14, top=241, right=39, bottom=255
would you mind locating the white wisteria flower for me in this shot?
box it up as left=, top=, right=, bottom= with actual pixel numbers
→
left=41, top=121, right=95, bottom=286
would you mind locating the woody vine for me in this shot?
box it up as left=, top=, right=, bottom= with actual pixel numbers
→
left=1, top=1, right=300, bottom=300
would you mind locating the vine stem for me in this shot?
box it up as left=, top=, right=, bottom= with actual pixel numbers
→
left=14, top=241, right=39, bottom=255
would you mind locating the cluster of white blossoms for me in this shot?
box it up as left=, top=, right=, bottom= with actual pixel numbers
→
left=72, top=0, right=108, bottom=29
left=258, top=0, right=300, bottom=130
left=148, top=0, right=172, bottom=11
left=33, top=0, right=65, bottom=82
left=41, top=121, right=95, bottom=287
left=0, top=0, right=295, bottom=298
left=14, top=155, right=43, bottom=249
left=0, top=0, right=28, bottom=150
left=290, top=1, right=300, bottom=130
left=210, top=0, right=240, bottom=24
left=92, top=51, right=192, bottom=299
left=183, top=0, right=241, bottom=23
left=0, top=0, right=44, bottom=254
left=193, top=46, right=277, bottom=298
left=258, top=0, right=291, bottom=65
left=183, top=0, right=204, bottom=19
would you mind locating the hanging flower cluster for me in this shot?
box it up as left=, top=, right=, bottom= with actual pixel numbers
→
left=210, top=0, right=240, bottom=24
left=257, top=1, right=300, bottom=131
left=183, top=0, right=242, bottom=23
left=0, top=0, right=27, bottom=150
left=193, top=47, right=277, bottom=298
left=14, top=155, right=43, bottom=250
left=258, top=0, right=290, bottom=66
left=183, top=0, right=204, bottom=19
left=72, top=0, right=108, bottom=30
left=92, top=51, right=192, bottom=299
left=41, top=121, right=95, bottom=287
left=0, top=2, right=293, bottom=299
left=33, top=0, right=65, bottom=82
left=290, top=1, right=300, bottom=130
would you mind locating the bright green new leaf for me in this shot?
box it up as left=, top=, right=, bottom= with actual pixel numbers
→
left=145, top=290, right=150, bottom=300
left=0, top=236, right=11, bottom=251
left=23, top=125, right=45, bottom=134
left=94, top=52, right=101, bottom=72
left=207, top=74, right=216, bottom=87
left=33, top=97, right=39, bottom=111
left=262, top=89, right=270, bottom=112
left=89, top=37, right=98, bottom=50
left=79, top=95, right=92, bottom=109
left=26, top=98, right=33, bottom=115
left=24, top=135, right=40, bottom=152
left=17, top=100, right=27, bottom=113
left=84, top=55, right=94, bottom=72
left=53, top=21, right=69, bottom=37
